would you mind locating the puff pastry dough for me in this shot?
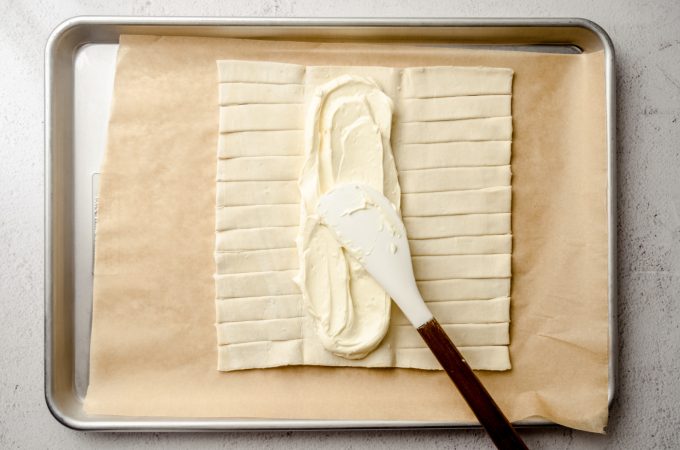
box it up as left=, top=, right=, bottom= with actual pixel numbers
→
left=215, top=60, right=513, bottom=371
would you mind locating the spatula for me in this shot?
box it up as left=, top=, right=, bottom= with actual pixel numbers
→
left=317, top=183, right=528, bottom=450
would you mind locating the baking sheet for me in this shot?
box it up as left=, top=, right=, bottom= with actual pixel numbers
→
left=84, top=35, right=609, bottom=433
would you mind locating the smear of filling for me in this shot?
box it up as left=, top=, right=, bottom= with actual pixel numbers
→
left=296, top=75, right=401, bottom=359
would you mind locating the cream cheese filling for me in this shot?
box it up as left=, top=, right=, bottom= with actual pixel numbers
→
left=296, top=75, right=401, bottom=359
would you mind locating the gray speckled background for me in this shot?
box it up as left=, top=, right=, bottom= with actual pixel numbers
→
left=1, top=1, right=679, bottom=448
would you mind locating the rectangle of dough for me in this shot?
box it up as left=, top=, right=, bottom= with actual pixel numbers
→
left=215, top=61, right=513, bottom=372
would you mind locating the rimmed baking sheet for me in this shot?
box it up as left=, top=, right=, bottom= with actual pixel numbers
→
left=45, top=17, right=616, bottom=432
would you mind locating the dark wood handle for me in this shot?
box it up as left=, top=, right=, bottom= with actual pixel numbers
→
left=418, top=319, right=528, bottom=450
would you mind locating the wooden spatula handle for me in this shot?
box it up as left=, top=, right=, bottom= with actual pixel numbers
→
left=418, top=318, right=528, bottom=450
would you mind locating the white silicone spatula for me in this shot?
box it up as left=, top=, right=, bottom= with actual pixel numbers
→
left=317, top=183, right=527, bottom=450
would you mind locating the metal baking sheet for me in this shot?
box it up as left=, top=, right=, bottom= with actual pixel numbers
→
left=45, top=16, right=616, bottom=431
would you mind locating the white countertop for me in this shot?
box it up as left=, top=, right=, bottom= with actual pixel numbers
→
left=1, top=1, right=679, bottom=448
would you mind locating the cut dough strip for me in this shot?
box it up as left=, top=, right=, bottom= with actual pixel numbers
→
left=397, top=116, right=512, bottom=144
left=402, top=186, right=511, bottom=216
left=396, top=346, right=510, bottom=371
left=418, top=278, right=511, bottom=301
left=429, top=297, right=510, bottom=323
left=216, top=295, right=303, bottom=322
left=218, top=340, right=304, bottom=371
left=394, top=141, right=511, bottom=170
left=215, top=248, right=298, bottom=274
left=400, top=66, right=513, bottom=98
left=215, top=204, right=298, bottom=230
left=413, top=254, right=511, bottom=280
left=217, top=156, right=302, bottom=181
left=218, top=60, right=305, bottom=84
left=398, top=95, right=511, bottom=123
left=215, top=270, right=300, bottom=298
left=399, top=166, right=511, bottom=193
left=219, top=82, right=304, bottom=105
left=216, top=180, right=299, bottom=206
left=217, top=317, right=303, bottom=345
left=391, top=297, right=510, bottom=324
left=215, top=226, right=297, bottom=251
left=218, top=130, right=303, bottom=158
left=409, top=234, right=512, bottom=256
left=404, top=213, right=511, bottom=239
left=219, top=104, right=304, bottom=132
left=393, top=322, right=509, bottom=347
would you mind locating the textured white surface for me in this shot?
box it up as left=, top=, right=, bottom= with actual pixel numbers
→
left=1, top=0, right=679, bottom=447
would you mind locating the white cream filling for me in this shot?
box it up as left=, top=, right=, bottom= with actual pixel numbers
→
left=296, top=75, right=401, bottom=359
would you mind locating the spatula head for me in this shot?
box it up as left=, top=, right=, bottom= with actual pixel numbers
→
left=317, top=183, right=432, bottom=327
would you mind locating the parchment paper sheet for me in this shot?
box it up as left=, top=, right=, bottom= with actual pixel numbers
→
left=84, top=35, right=609, bottom=433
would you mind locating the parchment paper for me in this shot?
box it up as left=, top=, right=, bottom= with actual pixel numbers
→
left=84, top=35, right=609, bottom=433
